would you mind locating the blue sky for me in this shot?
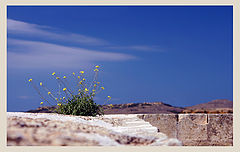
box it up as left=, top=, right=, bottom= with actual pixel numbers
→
left=7, top=6, right=233, bottom=112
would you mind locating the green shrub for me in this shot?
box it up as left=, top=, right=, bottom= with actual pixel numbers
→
left=55, top=95, right=104, bottom=116
left=28, top=65, right=111, bottom=116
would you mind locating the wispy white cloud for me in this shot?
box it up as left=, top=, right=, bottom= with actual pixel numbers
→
left=18, top=95, right=32, bottom=100
left=8, top=19, right=50, bottom=34
left=8, top=19, right=163, bottom=51
left=7, top=19, right=108, bottom=45
left=8, top=39, right=137, bottom=69
left=106, top=45, right=164, bottom=52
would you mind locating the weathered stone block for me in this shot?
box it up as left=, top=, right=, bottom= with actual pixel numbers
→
left=135, top=114, right=233, bottom=146
left=138, top=114, right=178, bottom=138
left=207, top=114, right=233, bottom=146
left=178, top=114, right=208, bottom=145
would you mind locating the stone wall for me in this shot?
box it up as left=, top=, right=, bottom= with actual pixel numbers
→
left=7, top=112, right=182, bottom=146
left=137, top=114, right=233, bottom=146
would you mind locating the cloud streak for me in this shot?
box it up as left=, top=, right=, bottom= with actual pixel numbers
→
left=8, top=19, right=162, bottom=51
left=8, top=19, right=108, bottom=46
left=18, top=96, right=32, bottom=100
left=7, top=19, right=163, bottom=69
left=106, top=45, right=164, bottom=52
left=8, top=39, right=137, bottom=69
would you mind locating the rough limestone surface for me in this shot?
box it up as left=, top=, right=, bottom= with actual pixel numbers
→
left=207, top=114, right=233, bottom=146
left=178, top=114, right=208, bottom=146
left=7, top=112, right=182, bottom=146
left=138, top=114, right=233, bottom=146
left=138, top=114, right=178, bottom=138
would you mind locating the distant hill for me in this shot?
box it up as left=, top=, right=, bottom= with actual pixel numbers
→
left=102, top=102, right=184, bottom=114
left=182, top=99, right=232, bottom=113
left=186, top=99, right=232, bottom=109
left=26, top=99, right=233, bottom=114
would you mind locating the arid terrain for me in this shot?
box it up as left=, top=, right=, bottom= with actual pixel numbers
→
left=8, top=99, right=233, bottom=146
left=27, top=99, right=233, bottom=114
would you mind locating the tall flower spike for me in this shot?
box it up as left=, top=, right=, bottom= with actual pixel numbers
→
left=95, top=65, right=100, bottom=68
left=52, top=72, right=56, bottom=76
left=101, top=87, right=105, bottom=90
left=40, top=102, right=43, bottom=105
left=80, top=71, right=84, bottom=74
left=28, top=79, right=32, bottom=82
left=63, top=88, right=67, bottom=91
left=40, top=82, right=42, bottom=86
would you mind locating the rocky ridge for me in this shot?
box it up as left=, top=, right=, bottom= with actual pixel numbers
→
left=7, top=112, right=182, bottom=146
left=26, top=99, right=233, bottom=114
